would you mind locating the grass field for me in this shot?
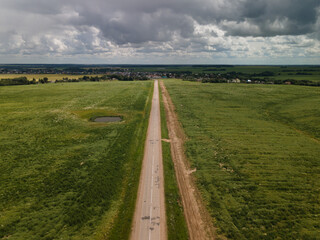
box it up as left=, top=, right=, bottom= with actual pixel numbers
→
left=164, top=79, right=320, bottom=239
left=160, top=88, right=189, bottom=240
left=0, top=81, right=152, bottom=239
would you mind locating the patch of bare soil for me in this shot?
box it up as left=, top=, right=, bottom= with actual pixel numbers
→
left=160, top=81, right=217, bottom=240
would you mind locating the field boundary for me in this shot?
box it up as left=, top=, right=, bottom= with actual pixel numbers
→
left=160, top=82, right=189, bottom=240
left=160, top=80, right=216, bottom=240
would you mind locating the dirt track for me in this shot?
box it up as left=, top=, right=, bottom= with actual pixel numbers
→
left=131, top=80, right=167, bottom=240
left=160, top=81, right=216, bottom=240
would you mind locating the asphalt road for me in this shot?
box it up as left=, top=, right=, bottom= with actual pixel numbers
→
left=131, top=80, right=166, bottom=240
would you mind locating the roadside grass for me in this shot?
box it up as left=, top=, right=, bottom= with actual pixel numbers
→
left=163, top=79, right=320, bottom=239
left=106, top=82, right=153, bottom=240
left=160, top=83, right=189, bottom=240
left=0, top=81, right=152, bottom=239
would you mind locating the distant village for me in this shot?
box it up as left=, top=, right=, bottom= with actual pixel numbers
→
left=0, top=66, right=319, bottom=86
left=0, top=66, right=272, bottom=83
left=0, top=66, right=170, bottom=81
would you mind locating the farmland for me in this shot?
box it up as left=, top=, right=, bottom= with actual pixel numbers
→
left=0, top=81, right=152, bottom=239
left=163, top=79, right=320, bottom=239
left=0, top=74, right=106, bottom=83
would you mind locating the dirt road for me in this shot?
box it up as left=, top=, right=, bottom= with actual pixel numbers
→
left=160, top=81, right=216, bottom=240
left=131, top=80, right=167, bottom=240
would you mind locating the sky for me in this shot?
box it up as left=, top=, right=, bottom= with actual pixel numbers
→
left=0, top=0, right=319, bottom=64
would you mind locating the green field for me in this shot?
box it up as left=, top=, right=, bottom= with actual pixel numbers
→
left=0, top=81, right=152, bottom=239
left=164, top=79, right=320, bottom=239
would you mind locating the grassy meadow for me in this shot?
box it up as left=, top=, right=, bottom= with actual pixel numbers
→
left=0, top=81, right=152, bottom=239
left=164, top=79, right=320, bottom=239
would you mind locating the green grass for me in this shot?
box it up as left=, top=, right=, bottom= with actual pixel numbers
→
left=159, top=83, right=189, bottom=240
left=0, top=81, right=153, bottom=239
left=163, top=79, right=320, bottom=239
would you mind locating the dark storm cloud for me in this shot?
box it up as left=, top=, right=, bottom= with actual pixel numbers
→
left=95, top=9, right=194, bottom=44
left=222, top=0, right=320, bottom=37
left=3, top=0, right=319, bottom=44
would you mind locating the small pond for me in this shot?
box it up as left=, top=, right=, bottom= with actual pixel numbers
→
left=93, top=116, right=122, bottom=122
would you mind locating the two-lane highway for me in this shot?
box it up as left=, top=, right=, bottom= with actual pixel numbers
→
left=131, top=80, right=166, bottom=240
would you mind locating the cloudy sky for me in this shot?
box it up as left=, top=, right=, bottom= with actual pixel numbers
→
left=0, top=0, right=319, bottom=64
